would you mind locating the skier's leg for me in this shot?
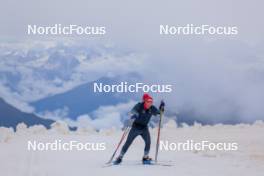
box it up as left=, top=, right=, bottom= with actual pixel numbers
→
left=140, top=127, right=151, bottom=157
left=119, top=127, right=139, bottom=157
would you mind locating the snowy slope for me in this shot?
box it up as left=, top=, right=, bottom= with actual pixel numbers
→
left=0, top=121, right=263, bottom=176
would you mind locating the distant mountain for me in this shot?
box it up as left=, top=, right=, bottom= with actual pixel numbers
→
left=0, top=41, right=142, bottom=105
left=0, top=98, right=55, bottom=129
left=31, top=75, right=141, bottom=120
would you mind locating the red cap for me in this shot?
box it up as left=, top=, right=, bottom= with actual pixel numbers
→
left=142, top=93, right=153, bottom=102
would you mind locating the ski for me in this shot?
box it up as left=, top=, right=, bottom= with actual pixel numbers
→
left=102, top=162, right=173, bottom=168
left=102, top=163, right=116, bottom=168
left=144, top=162, right=173, bottom=167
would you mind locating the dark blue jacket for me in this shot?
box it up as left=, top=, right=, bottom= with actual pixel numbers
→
left=131, top=102, right=160, bottom=128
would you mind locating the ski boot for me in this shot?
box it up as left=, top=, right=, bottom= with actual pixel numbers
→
left=113, top=156, right=123, bottom=165
left=142, top=156, right=152, bottom=165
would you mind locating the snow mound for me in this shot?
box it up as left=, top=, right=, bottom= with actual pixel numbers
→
left=253, top=120, right=264, bottom=127
left=0, top=127, right=14, bottom=143
left=163, top=119, right=177, bottom=129
left=99, top=127, right=117, bottom=136
left=28, top=125, right=47, bottom=134
left=16, top=122, right=28, bottom=135
left=76, top=126, right=96, bottom=135
left=50, top=121, right=70, bottom=134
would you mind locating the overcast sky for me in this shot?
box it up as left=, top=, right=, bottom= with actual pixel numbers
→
left=0, top=0, right=263, bottom=45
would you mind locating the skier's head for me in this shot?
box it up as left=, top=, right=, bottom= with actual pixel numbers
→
left=142, top=93, right=153, bottom=109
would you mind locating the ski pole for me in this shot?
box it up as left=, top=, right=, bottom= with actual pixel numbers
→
left=155, top=111, right=163, bottom=163
left=106, top=125, right=131, bottom=164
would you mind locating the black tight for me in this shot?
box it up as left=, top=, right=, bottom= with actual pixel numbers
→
left=120, top=126, right=151, bottom=157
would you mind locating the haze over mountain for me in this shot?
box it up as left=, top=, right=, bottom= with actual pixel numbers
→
left=0, top=40, right=264, bottom=128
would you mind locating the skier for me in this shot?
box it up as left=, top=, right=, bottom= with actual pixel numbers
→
left=114, top=93, right=165, bottom=165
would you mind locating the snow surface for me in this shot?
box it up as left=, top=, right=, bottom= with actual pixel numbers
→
left=0, top=121, right=264, bottom=176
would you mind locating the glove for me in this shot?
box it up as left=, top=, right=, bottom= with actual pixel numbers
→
left=159, top=100, right=165, bottom=112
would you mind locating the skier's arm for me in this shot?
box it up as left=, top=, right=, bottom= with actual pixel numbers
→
left=153, top=100, right=165, bottom=116
left=129, top=103, right=140, bottom=119
left=126, top=103, right=140, bottom=127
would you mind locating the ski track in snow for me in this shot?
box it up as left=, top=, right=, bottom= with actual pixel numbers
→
left=0, top=122, right=264, bottom=176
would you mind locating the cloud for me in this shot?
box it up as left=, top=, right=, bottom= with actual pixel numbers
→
left=143, top=39, right=264, bottom=123
left=1, top=38, right=264, bottom=124
left=0, top=84, right=34, bottom=113
left=0, top=40, right=146, bottom=112
left=34, top=100, right=137, bottom=129
left=37, top=106, right=69, bottom=121
left=74, top=101, right=136, bottom=129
